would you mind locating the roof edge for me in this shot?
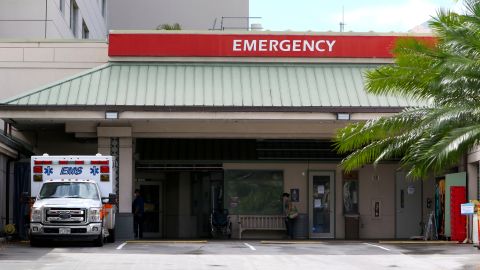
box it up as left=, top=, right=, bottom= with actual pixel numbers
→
left=0, top=105, right=407, bottom=113
left=109, top=30, right=435, bottom=37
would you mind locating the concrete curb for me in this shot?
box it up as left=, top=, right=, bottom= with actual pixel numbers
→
left=378, top=240, right=459, bottom=244
left=260, top=240, right=324, bottom=244
left=125, top=240, right=208, bottom=244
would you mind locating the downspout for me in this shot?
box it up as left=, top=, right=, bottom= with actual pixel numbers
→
left=44, top=0, right=48, bottom=38
left=4, top=159, right=9, bottom=226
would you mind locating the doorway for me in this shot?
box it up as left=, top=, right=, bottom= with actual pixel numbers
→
left=309, top=171, right=335, bottom=238
left=136, top=171, right=224, bottom=239
left=395, top=171, right=422, bottom=238
left=137, top=181, right=164, bottom=238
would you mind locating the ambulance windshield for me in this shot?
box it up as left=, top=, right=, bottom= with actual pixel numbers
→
left=39, top=182, right=99, bottom=200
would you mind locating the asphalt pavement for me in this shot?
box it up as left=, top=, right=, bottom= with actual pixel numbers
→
left=1, top=240, right=479, bottom=269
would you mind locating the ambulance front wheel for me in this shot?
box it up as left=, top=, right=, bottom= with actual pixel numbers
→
left=29, top=236, right=43, bottom=247
left=107, top=229, right=115, bottom=243
left=93, top=231, right=104, bottom=247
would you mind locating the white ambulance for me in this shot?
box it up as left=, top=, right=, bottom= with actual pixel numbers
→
left=28, top=154, right=116, bottom=247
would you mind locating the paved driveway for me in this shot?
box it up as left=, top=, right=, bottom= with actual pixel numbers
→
left=1, top=240, right=479, bottom=269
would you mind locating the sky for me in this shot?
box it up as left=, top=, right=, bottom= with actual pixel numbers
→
left=249, top=0, right=464, bottom=32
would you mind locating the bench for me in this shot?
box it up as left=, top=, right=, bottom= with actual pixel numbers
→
left=0, top=237, right=5, bottom=250
left=238, top=215, right=286, bottom=239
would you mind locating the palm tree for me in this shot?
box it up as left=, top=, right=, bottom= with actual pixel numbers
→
left=335, top=0, right=480, bottom=178
left=156, top=23, right=182, bottom=30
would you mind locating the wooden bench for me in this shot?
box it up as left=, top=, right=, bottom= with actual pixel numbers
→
left=238, top=215, right=286, bottom=239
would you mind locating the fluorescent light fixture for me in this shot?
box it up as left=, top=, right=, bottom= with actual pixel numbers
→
left=105, top=111, right=118, bottom=119
left=337, top=113, right=350, bottom=120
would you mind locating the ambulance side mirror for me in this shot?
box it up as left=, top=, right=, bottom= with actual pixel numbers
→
left=21, top=192, right=31, bottom=203
left=108, top=193, right=117, bottom=204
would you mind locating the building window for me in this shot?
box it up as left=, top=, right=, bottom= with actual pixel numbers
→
left=101, top=0, right=106, bottom=18
left=59, top=0, right=65, bottom=15
left=224, top=170, right=283, bottom=215
left=82, top=21, right=89, bottom=39
left=70, top=0, right=79, bottom=37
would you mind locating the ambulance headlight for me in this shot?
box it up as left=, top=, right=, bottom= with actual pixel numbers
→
left=31, top=208, right=42, bottom=222
left=89, top=208, right=102, bottom=222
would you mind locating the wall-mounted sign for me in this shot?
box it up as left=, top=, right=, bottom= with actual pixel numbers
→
left=461, top=203, right=474, bottom=215
left=290, top=188, right=299, bottom=202
left=109, top=32, right=435, bottom=58
left=371, top=199, right=382, bottom=219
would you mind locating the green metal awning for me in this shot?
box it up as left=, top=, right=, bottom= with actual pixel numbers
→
left=0, top=62, right=421, bottom=111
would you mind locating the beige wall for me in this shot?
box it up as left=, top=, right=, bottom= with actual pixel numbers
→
left=0, top=41, right=107, bottom=100
left=34, top=130, right=97, bottom=155
left=108, top=0, right=249, bottom=31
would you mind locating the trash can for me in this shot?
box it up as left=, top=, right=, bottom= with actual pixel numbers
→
left=345, top=214, right=360, bottom=240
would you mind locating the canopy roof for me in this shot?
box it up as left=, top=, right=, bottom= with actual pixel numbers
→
left=0, top=62, right=421, bottom=112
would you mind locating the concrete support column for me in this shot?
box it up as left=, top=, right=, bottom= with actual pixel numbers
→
left=467, top=162, right=479, bottom=200
left=467, top=147, right=480, bottom=200
left=97, top=127, right=134, bottom=239
left=119, top=137, right=133, bottom=213
left=97, top=137, right=111, bottom=155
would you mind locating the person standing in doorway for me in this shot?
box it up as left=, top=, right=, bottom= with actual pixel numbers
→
left=132, top=189, right=145, bottom=239
left=282, top=192, right=295, bottom=239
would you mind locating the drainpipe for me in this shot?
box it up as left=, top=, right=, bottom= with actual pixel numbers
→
left=5, top=158, right=11, bottom=227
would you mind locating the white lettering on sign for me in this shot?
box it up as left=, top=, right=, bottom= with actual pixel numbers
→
left=232, top=39, right=336, bottom=53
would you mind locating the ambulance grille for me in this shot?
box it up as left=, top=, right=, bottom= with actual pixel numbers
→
left=44, top=208, right=87, bottom=224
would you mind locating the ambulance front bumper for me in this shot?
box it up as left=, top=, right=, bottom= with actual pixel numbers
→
left=30, top=223, right=102, bottom=240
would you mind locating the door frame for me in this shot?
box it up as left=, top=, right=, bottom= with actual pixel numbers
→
left=135, top=180, right=165, bottom=238
left=308, top=170, right=335, bottom=239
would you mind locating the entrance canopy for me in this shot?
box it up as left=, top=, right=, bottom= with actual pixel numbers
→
left=0, top=62, right=419, bottom=112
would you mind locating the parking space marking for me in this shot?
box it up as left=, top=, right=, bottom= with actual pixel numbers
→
left=363, top=243, right=391, bottom=251
left=244, top=242, right=256, bottom=250
left=116, top=242, right=127, bottom=250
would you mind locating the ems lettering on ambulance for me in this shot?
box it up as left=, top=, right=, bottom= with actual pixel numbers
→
left=60, top=166, right=83, bottom=175
left=232, top=39, right=336, bottom=53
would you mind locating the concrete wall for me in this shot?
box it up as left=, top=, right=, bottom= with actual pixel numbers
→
left=33, top=130, right=97, bottom=155
left=108, top=0, right=249, bottom=30
left=0, top=41, right=107, bottom=101
left=0, top=0, right=106, bottom=39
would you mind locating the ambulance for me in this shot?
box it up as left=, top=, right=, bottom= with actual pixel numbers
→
left=28, top=154, right=116, bottom=247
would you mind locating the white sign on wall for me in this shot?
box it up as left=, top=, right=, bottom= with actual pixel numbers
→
left=461, top=203, right=475, bottom=215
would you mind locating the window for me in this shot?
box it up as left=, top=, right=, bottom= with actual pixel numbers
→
left=39, top=182, right=99, bottom=200
left=59, top=0, right=65, bottom=15
left=101, top=0, right=106, bottom=18
left=82, top=20, right=89, bottom=39
left=342, top=171, right=359, bottom=214
left=70, top=0, right=79, bottom=36
left=224, top=170, right=283, bottom=215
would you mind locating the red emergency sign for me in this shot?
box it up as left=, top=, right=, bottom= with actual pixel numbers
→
left=108, top=33, right=435, bottom=58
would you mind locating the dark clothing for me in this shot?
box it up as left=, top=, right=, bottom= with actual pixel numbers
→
left=134, top=215, right=144, bottom=238
left=283, top=197, right=295, bottom=239
left=132, top=196, right=145, bottom=238
left=285, top=217, right=295, bottom=239
left=132, top=196, right=145, bottom=216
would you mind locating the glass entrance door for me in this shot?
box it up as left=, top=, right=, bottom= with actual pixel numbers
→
left=138, top=182, right=163, bottom=238
left=309, top=171, right=335, bottom=238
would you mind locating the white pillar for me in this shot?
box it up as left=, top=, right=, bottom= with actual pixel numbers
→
left=97, top=137, right=111, bottom=155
